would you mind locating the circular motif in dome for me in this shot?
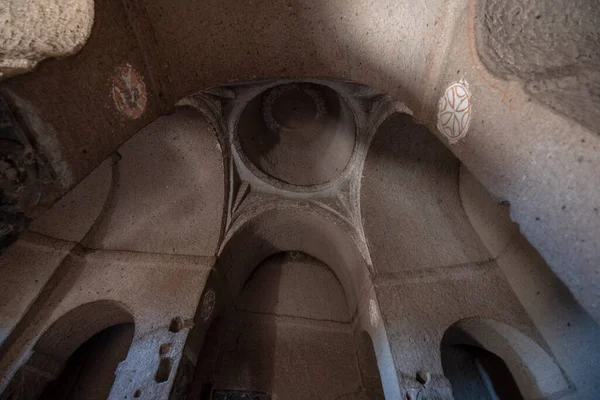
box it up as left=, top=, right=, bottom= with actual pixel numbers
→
left=236, top=83, right=356, bottom=187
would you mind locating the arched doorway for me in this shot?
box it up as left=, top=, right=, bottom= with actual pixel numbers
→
left=441, top=318, right=570, bottom=400
left=1, top=301, right=134, bottom=400
left=38, top=323, right=134, bottom=400
left=442, top=344, right=523, bottom=400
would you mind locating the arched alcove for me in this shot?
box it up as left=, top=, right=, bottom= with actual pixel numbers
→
left=361, top=112, right=488, bottom=275
left=203, top=251, right=361, bottom=399
left=442, top=344, right=523, bottom=400
left=1, top=301, right=135, bottom=400
left=186, top=199, right=388, bottom=399
left=235, top=252, right=351, bottom=322
left=441, top=318, right=571, bottom=400
left=216, top=204, right=372, bottom=315
left=38, top=323, right=134, bottom=400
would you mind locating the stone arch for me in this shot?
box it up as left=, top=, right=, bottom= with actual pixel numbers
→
left=441, top=318, right=571, bottom=400
left=1, top=300, right=134, bottom=400
left=34, top=300, right=134, bottom=358
left=192, top=201, right=400, bottom=399
left=216, top=202, right=372, bottom=315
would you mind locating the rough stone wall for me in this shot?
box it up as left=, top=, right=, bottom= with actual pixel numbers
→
left=0, top=108, right=223, bottom=398
left=176, top=81, right=569, bottom=399
left=359, top=109, right=571, bottom=399
left=0, top=0, right=94, bottom=78
left=437, top=1, right=600, bottom=325
left=476, top=0, right=600, bottom=133
left=1, top=0, right=163, bottom=209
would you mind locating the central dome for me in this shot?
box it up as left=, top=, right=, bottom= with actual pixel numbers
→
left=236, top=82, right=356, bottom=187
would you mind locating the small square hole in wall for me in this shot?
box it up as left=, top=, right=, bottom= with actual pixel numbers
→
left=155, top=357, right=174, bottom=383
left=159, top=343, right=171, bottom=356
